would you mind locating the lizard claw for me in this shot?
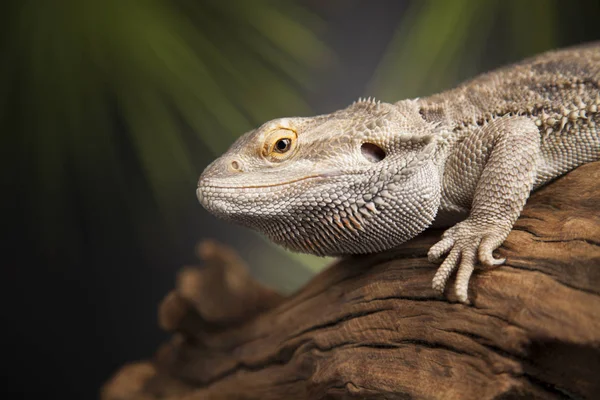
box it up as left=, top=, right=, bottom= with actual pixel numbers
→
left=429, top=219, right=509, bottom=303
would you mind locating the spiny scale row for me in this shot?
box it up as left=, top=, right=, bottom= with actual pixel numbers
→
left=349, top=97, right=385, bottom=114
left=352, top=96, right=381, bottom=105
left=534, top=96, right=600, bottom=131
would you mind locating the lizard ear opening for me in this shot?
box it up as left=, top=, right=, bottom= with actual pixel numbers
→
left=361, top=143, right=386, bottom=163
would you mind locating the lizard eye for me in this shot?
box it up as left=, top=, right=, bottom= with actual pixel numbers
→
left=274, top=138, right=291, bottom=153
left=262, top=129, right=297, bottom=161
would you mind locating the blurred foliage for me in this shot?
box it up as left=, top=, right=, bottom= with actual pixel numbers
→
left=370, top=0, right=560, bottom=100
left=3, top=0, right=327, bottom=209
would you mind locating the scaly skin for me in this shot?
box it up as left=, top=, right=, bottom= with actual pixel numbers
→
left=197, top=43, right=600, bottom=303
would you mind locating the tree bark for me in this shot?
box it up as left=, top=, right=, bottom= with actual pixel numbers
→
left=102, top=162, right=600, bottom=400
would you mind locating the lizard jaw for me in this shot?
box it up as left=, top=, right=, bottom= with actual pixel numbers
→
left=197, top=163, right=441, bottom=257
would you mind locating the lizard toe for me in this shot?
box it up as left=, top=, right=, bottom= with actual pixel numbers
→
left=454, top=247, right=477, bottom=304
left=479, top=234, right=507, bottom=266
left=428, top=236, right=455, bottom=263
left=432, top=247, right=460, bottom=294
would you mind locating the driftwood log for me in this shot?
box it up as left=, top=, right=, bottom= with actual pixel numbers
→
left=103, top=162, right=600, bottom=400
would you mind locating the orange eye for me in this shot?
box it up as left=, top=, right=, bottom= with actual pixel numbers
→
left=262, top=129, right=297, bottom=161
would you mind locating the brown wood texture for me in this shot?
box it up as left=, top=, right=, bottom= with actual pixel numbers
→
left=102, top=162, right=600, bottom=400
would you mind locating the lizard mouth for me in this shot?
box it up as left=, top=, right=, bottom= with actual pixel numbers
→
left=197, top=174, right=330, bottom=206
left=196, top=172, right=353, bottom=209
left=197, top=172, right=347, bottom=191
left=198, top=172, right=339, bottom=191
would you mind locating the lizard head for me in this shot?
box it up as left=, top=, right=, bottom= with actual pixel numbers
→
left=197, top=98, right=445, bottom=256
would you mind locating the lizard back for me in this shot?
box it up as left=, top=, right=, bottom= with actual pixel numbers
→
left=419, top=42, right=600, bottom=187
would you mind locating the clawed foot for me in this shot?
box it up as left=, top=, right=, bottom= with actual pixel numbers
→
left=428, top=219, right=509, bottom=303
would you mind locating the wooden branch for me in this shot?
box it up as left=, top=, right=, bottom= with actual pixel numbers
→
left=102, top=162, right=600, bottom=400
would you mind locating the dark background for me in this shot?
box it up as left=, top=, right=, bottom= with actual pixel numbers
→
left=2, top=1, right=599, bottom=398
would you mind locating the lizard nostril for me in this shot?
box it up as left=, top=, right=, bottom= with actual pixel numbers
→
left=361, top=143, right=386, bottom=163
left=230, top=160, right=242, bottom=172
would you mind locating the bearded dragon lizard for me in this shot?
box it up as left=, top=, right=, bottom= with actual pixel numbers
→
left=196, top=43, right=600, bottom=303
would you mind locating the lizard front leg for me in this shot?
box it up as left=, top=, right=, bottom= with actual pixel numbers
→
left=429, top=116, right=541, bottom=303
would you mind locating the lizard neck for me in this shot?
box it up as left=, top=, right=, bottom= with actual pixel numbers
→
left=412, top=102, right=476, bottom=226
